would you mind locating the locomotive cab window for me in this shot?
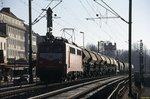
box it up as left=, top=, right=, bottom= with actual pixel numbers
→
left=70, top=47, right=75, bottom=54
left=77, top=50, right=81, bottom=55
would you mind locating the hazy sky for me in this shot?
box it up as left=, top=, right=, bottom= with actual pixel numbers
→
left=1, top=0, right=150, bottom=50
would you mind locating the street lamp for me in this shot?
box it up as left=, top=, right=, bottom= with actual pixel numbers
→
left=80, top=32, right=84, bottom=48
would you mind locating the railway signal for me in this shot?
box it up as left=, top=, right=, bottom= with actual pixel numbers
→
left=47, top=7, right=53, bottom=31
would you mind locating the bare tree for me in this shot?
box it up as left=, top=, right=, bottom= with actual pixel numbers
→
left=86, top=43, right=98, bottom=52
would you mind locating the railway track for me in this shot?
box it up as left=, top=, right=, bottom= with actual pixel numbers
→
left=0, top=83, right=37, bottom=93
left=0, top=75, right=127, bottom=99
left=29, top=75, right=128, bottom=99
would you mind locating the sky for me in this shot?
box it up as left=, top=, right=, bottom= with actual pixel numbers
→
left=1, top=0, right=150, bottom=50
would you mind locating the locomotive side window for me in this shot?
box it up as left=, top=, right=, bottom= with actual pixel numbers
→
left=70, top=47, right=75, bottom=54
left=77, top=50, right=81, bottom=56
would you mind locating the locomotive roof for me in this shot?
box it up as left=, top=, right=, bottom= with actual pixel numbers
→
left=51, top=37, right=78, bottom=46
left=39, top=36, right=79, bottom=47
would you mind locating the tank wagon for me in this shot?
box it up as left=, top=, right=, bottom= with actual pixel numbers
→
left=36, top=37, right=129, bottom=82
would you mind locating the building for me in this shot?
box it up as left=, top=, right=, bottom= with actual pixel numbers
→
left=24, top=24, right=37, bottom=61
left=0, top=8, right=26, bottom=63
left=98, top=41, right=117, bottom=58
left=104, top=42, right=116, bottom=58
left=0, top=31, right=7, bottom=63
left=0, top=7, right=40, bottom=82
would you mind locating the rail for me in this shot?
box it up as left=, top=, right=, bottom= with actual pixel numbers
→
left=29, top=76, right=128, bottom=99
left=107, top=77, right=129, bottom=99
left=107, top=80, right=128, bottom=99
left=0, top=75, right=114, bottom=98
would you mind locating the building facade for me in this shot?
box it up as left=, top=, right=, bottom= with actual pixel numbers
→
left=98, top=41, right=117, bottom=58
left=25, top=24, right=37, bottom=61
left=0, top=8, right=26, bottom=63
left=104, top=42, right=116, bottom=58
left=0, top=7, right=39, bottom=82
left=0, top=32, right=7, bottom=63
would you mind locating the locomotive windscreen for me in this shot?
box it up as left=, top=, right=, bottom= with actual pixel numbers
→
left=38, top=43, right=65, bottom=53
left=37, top=41, right=66, bottom=82
left=37, top=42, right=65, bottom=64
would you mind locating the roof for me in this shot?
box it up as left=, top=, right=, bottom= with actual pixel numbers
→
left=0, top=8, right=23, bottom=21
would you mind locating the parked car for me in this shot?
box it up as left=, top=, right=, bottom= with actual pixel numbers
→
left=21, top=74, right=29, bottom=83
left=13, top=74, right=29, bottom=85
left=4, top=75, right=11, bottom=82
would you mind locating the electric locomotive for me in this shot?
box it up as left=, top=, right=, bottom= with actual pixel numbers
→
left=37, top=37, right=83, bottom=82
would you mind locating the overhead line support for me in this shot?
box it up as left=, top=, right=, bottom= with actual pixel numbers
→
left=128, top=0, right=133, bottom=98
left=29, top=0, right=33, bottom=83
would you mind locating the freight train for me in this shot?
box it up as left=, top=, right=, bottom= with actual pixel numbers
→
left=36, top=37, right=129, bottom=82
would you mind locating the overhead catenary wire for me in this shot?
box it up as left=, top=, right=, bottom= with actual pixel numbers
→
left=78, top=0, right=118, bottom=42
left=94, top=0, right=118, bottom=17
left=32, top=0, right=53, bottom=25
left=82, top=0, right=129, bottom=48
left=30, top=0, right=124, bottom=46
left=59, top=4, right=101, bottom=43
left=32, top=0, right=129, bottom=49
left=32, top=0, right=62, bottom=25
left=85, top=0, right=97, bottom=14
left=5, top=0, right=129, bottom=50
left=97, top=0, right=128, bottom=23
left=79, top=0, right=106, bottom=39
left=80, top=0, right=120, bottom=46
left=19, top=0, right=41, bottom=14
left=79, top=0, right=93, bottom=19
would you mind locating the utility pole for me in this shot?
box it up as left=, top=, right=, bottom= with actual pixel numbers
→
left=139, top=40, right=144, bottom=83
left=128, top=0, right=133, bottom=97
left=29, top=0, right=33, bottom=83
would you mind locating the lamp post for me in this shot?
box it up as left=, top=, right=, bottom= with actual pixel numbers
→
left=80, top=32, right=84, bottom=48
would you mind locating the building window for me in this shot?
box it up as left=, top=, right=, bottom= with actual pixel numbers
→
left=0, top=42, right=2, bottom=49
left=4, top=43, right=5, bottom=50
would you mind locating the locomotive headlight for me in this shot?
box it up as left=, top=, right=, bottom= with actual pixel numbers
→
left=59, top=60, right=62, bottom=64
left=58, top=59, right=62, bottom=64
left=39, top=61, right=43, bottom=64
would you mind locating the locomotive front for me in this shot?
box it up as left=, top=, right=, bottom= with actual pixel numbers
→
left=36, top=40, right=66, bottom=82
